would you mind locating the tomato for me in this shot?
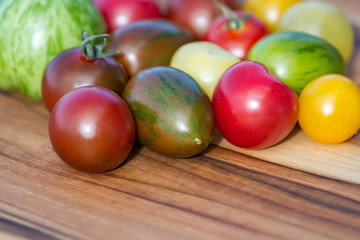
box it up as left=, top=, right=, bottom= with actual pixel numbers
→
left=170, top=41, right=239, bottom=100
left=205, top=5, right=269, bottom=60
left=122, top=66, right=215, bottom=158
left=244, top=0, right=302, bottom=32
left=276, top=1, right=354, bottom=62
left=212, top=61, right=299, bottom=149
left=42, top=32, right=129, bottom=112
left=106, top=19, right=194, bottom=77
left=248, top=32, right=345, bottom=95
left=92, top=0, right=162, bottom=33
left=48, top=86, right=135, bottom=173
left=0, top=0, right=105, bottom=100
left=166, top=0, right=242, bottom=40
left=298, top=74, right=360, bottom=144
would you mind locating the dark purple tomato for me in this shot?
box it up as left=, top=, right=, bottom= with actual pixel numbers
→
left=106, top=19, right=194, bottom=77
left=42, top=47, right=128, bottom=112
left=48, top=86, right=135, bottom=173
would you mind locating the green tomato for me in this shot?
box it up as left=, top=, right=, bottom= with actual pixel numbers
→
left=276, top=1, right=354, bottom=62
left=170, top=41, right=239, bottom=100
left=0, top=0, right=105, bottom=99
left=248, top=32, right=345, bottom=95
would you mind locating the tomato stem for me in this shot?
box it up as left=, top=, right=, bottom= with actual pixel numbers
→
left=216, top=1, right=253, bottom=31
left=80, top=31, right=119, bottom=60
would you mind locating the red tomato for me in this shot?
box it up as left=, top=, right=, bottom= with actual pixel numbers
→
left=42, top=47, right=128, bottom=112
left=212, top=61, right=299, bottom=149
left=48, top=86, right=135, bottom=173
left=205, top=9, right=269, bottom=59
left=92, top=0, right=162, bottom=33
left=167, top=0, right=217, bottom=40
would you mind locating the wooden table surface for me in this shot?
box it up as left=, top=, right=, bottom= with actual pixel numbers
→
left=1, top=0, right=360, bottom=239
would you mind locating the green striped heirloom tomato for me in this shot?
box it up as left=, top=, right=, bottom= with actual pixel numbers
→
left=276, top=1, right=354, bottom=62
left=170, top=41, right=239, bottom=100
left=122, top=66, right=215, bottom=158
left=298, top=74, right=360, bottom=144
left=248, top=32, right=345, bottom=95
left=212, top=61, right=299, bottom=149
left=0, top=0, right=105, bottom=99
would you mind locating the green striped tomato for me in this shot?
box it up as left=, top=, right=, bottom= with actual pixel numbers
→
left=122, top=66, right=215, bottom=158
left=248, top=32, right=345, bottom=95
left=0, top=0, right=105, bottom=99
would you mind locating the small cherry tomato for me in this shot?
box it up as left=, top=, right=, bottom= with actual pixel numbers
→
left=48, top=86, right=135, bottom=173
left=298, top=74, right=360, bottom=144
left=212, top=61, right=299, bottom=149
left=244, top=0, right=302, bottom=32
left=42, top=32, right=128, bottom=112
left=92, top=0, right=162, bottom=33
left=205, top=5, right=269, bottom=60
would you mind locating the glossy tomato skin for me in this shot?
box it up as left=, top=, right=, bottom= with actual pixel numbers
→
left=106, top=19, right=194, bottom=77
left=92, top=0, right=162, bottom=33
left=170, top=41, right=239, bottom=100
left=167, top=0, right=217, bottom=40
left=49, top=86, right=135, bottom=173
left=212, top=61, right=299, bottom=149
left=248, top=32, right=345, bottom=95
left=205, top=11, right=269, bottom=60
left=299, top=74, right=360, bottom=144
left=167, top=0, right=243, bottom=40
left=122, top=66, right=215, bottom=158
left=276, top=1, right=354, bottom=62
left=42, top=48, right=129, bottom=112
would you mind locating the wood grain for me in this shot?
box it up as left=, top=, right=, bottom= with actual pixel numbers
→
left=1, top=0, right=360, bottom=239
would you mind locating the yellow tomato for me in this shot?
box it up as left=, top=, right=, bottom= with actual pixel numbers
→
left=298, top=74, right=360, bottom=144
left=170, top=41, right=239, bottom=100
left=244, top=0, right=302, bottom=32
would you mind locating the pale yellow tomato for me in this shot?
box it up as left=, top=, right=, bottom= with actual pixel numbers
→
left=170, top=41, right=239, bottom=100
left=244, top=0, right=302, bottom=32
left=276, top=1, right=354, bottom=62
left=299, top=74, right=360, bottom=144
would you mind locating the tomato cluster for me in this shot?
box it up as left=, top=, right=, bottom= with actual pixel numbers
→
left=34, top=0, right=359, bottom=172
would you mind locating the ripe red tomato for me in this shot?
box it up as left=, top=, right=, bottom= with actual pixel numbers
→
left=212, top=61, right=299, bottom=149
left=48, top=86, right=135, bottom=173
left=167, top=0, right=218, bottom=40
left=92, top=0, right=162, bottom=33
left=42, top=47, right=128, bottom=112
left=205, top=9, right=269, bottom=59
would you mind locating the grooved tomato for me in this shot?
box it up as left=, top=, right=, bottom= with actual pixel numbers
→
left=298, top=74, right=360, bottom=144
left=212, top=61, right=299, bottom=149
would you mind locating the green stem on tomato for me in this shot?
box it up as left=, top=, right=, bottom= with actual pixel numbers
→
left=80, top=31, right=119, bottom=60
left=216, top=1, right=253, bottom=31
